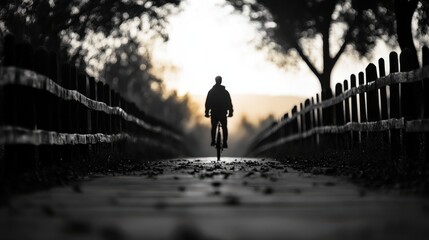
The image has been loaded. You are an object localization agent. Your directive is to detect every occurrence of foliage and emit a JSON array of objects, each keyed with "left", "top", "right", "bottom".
[
  {"left": 0, "top": 0, "right": 198, "bottom": 152},
  {"left": 0, "top": 0, "right": 181, "bottom": 60},
  {"left": 224, "top": 0, "right": 407, "bottom": 91},
  {"left": 413, "top": 0, "right": 429, "bottom": 36},
  {"left": 102, "top": 36, "right": 193, "bottom": 130}
]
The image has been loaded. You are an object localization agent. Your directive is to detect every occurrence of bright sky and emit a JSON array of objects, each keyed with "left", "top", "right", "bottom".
[
  {"left": 153, "top": 0, "right": 322, "bottom": 97},
  {"left": 152, "top": 0, "right": 400, "bottom": 99},
  {"left": 151, "top": 0, "right": 402, "bottom": 125}
]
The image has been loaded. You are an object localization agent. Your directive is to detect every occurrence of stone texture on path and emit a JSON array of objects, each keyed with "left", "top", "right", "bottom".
[{"left": 1, "top": 157, "right": 429, "bottom": 240}]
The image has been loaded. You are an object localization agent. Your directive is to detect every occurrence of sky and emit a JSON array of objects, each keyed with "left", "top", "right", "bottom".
[
  {"left": 152, "top": 0, "right": 320, "bottom": 97},
  {"left": 150, "top": 0, "right": 399, "bottom": 125},
  {"left": 153, "top": 0, "right": 398, "bottom": 96}
]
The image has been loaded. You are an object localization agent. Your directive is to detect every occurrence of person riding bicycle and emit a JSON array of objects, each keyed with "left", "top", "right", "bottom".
[{"left": 205, "top": 75, "right": 233, "bottom": 148}]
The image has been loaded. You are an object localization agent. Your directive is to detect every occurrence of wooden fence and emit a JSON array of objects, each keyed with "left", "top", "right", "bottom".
[
  {"left": 249, "top": 47, "right": 429, "bottom": 177},
  {"left": 0, "top": 35, "right": 185, "bottom": 186}
]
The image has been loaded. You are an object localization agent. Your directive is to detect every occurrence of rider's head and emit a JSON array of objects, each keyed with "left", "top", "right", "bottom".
[{"left": 215, "top": 76, "right": 222, "bottom": 85}]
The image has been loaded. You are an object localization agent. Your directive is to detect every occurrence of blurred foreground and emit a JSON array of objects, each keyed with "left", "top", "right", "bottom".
[{"left": 1, "top": 158, "right": 429, "bottom": 240}]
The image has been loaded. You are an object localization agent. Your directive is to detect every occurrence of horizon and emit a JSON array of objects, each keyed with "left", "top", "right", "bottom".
[{"left": 150, "top": 0, "right": 403, "bottom": 125}]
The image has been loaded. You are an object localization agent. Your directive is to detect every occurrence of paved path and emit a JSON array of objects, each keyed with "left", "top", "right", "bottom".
[{"left": 1, "top": 157, "right": 429, "bottom": 240}]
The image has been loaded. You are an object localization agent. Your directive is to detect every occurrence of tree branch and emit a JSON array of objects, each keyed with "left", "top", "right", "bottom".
[
  {"left": 332, "top": 40, "right": 348, "bottom": 67},
  {"left": 292, "top": 41, "right": 321, "bottom": 79},
  {"left": 409, "top": 0, "right": 419, "bottom": 15},
  {"left": 332, "top": 30, "right": 353, "bottom": 66},
  {"left": 332, "top": 12, "right": 361, "bottom": 67}
]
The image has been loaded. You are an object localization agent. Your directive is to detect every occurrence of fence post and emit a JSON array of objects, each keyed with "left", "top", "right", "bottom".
[
  {"left": 61, "top": 63, "right": 71, "bottom": 133},
  {"left": 343, "top": 80, "right": 351, "bottom": 149},
  {"left": 358, "top": 72, "right": 367, "bottom": 146},
  {"left": 401, "top": 49, "right": 422, "bottom": 119},
  {"left": 16, "top": 41, "right": 39, "bottom": 179},
  {"left": 335, "top": 83, "right": 344, "bottom": 150},
  {"left": 389, "top": 51, "right": 401, "bottom": 167},
  {"left": 350, "top": 74, "right": 358, "bottom": 148},
  {"left": 34, "top": 47, "right": 52, "bottom": 177},
  {"left": 423, "top": 46, "right": 429, "bottom": 118},
  {"left": 15, "top": 41, "right": 36, "bottom": 129},
  {"left": 305, "top": 99, "right": 311, "bottom": 130},
  {"left": 366, "top": 63, "right": 383, "bottom": 161},
  {"left": 310, "top": 97, "right": 316, "bottom": 150},
  {"left": 378, "top": 58, "right": 390, "bottom": 147},
  {"left": 34, "top": 47, "right": 50, "bottom": 130},
  {"left": 4, "top": 35, "right": 15, "bottom": 66},
  {"left": 281, "top": 113, "right": 289, "bottom": 140},
  {"left": 96, "top": 81, "right": 106, "bottom": 161},
  {"left": 88, "top": 77, "right": 96, "bottom": 159},
  {"left": 97, "top": 82, "right": 105, "bottom": 134},
  {"left": 77, "top": 73, "right": 89, "bottom": 163},
  {"left": 400, "top": 49, "right": 422, "bottom": 177},
  {"left": 291, "top": 105, "right": 298, "bottom": 155},
  {"left": 366, "top": 64, "right": 380, "bottom": 122},
  {"left": 122, "top": 98, "right": 128, "bottom": 135},
  {"left": 89, "top": 77, "right": 97, "bottom": 134},
  {"left": 321, "top": 90, "right": 332, "bottom": 150},
  {"left": 60, "top": 63, "right": 75, "bottom": 170},
  {"left": 47, "top": 51, "right": 62, "bottom": 175},
  {"left": 315, "top": 93, "right": 321, "bottom": 148},
  {"left": 49, "top": 51, "right": 61, "bottom": 135},
  {"left": 70, "top": 66, "right": 79, "bottom": 134},
  {"left": 422, "top": 46, "right": 429, "bottom": 178},
  {"left": 118, "top": 95, "right": 123, "bottom": 134},
  {"left": 111, "top": 90, "right": 118, "bottom": 134},
  {"left": 299, "top": 102, "right": 305, "bottom": 152},
  {"left": 2, "top": 36, "right": 16, "bottom": 127},
  {"left": 77, "top": 73, "right": 88, "bottom": 134},
  {"left": 0, "top": 35, "right": 16, "bottom": 194},
  {"left": 378, "top": 58, "right": 388, "bottom": 120},
  {"left": 104, "top": 84, "right": 112, "bottom": 135},
  {"left": 343, "top": 80, "right": 350, "bottom": 123},
  {"left": 111, "top": 90, "right": 119, "bottom": 157},
  {"left": 304, "top": 99, "right": 311, "bottom": 151}
]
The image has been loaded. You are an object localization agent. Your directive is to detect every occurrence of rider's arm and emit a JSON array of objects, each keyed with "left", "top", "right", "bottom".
[
  {"left": 226, "top": 91, "right": 233, "bottom": 117},
  {"left": 205, "top": 91, "right": 212, "bottom": 117}
]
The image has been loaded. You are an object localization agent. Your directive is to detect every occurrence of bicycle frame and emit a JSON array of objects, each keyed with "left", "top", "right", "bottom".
[{"left": 215, "top": 121, "right": 223, "bottom": 160}]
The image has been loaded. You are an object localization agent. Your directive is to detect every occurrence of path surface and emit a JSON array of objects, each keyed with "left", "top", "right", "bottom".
[{"left": 1, "top": 157, "right": 429, "bottom": 240}]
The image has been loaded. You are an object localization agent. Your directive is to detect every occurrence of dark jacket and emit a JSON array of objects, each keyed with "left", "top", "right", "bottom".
[{"left": 205, "top": 84, "right": 233, "bottom": 115}]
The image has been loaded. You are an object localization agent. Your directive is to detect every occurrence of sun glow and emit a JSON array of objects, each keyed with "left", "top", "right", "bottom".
[
  {"left": 152, "top": 0, "right": 320, "bottom": 98},
  {"left": 151, "top": 0, "right": 400, "bottom": 126}
]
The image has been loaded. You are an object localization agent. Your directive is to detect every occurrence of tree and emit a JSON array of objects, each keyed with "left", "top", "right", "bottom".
[
  {"left": 395, "top": 0, "right": 429, "bottom": 67},
  {"left": 225, "top": 0, "right": 397, "bottom": 92},
  {"left": 0, "top": 0, "right": 181, "bottom": 61},
  {"left": 102, "top": 36, "right": 193, "bottom": 130}
]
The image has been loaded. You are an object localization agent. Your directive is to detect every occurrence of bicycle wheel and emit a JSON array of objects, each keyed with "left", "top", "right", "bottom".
[{"left": 216, "top": 131, "right": 221, "bottom": 160}]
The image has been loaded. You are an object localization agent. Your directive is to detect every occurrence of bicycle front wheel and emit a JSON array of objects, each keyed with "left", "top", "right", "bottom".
[{"left": 216, "top": 131, "right": 221, "bottom": 160}]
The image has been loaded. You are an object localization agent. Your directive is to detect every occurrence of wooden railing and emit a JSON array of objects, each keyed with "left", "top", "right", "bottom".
[
  {"left": 0, "top": 35, "right": 185, "bottom": 185},
  {"left": 249, "top": 47, "right": 429, "bottom": 171}
]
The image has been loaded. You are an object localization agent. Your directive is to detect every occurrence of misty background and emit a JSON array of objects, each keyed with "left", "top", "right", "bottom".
[{"left": 0, "top": 0, "right": 428, "bottom": 156}]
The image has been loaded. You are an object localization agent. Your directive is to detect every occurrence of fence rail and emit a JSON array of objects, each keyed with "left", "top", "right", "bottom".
[
  {"left": 0, "top": 66, "right": 181, "bottom": 141},
  {"left": 0, "top": 35, "right": 185, "bottom": 187},
  {"left": 249, "top": 47, "right": 429, "bottom": 175}
]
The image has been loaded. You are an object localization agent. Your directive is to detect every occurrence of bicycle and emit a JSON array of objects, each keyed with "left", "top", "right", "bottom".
[{"left": 215, "top": 121, "right": 223, "bottom": 161}]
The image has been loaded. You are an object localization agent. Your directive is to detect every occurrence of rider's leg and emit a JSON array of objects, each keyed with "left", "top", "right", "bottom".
[
  {"left": 220, "top": 116, "right": 228, "bottom": 146},
  {"left": 210, "top": 116, "right": 216, "bottom": 145}
]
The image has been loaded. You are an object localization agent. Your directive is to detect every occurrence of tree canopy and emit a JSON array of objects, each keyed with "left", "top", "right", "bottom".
[
  {"left": 0, "top": 0, "right": 181, "bottom": 61},
  {"left": 102, "top": 35, "right": 193, "bottom": 129},
  {"left": 225, "top": 0, "right": 428, "bottom": 92},
  {"left": 0, "top": 0, "right": 195, "bottom": 131},
  {"left": 395, "top": 0, "right": 429, "bottom": 67}
]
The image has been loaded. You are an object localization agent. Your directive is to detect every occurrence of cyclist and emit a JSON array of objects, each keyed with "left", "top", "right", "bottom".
[{"left": 205, "top": 75, "right": 233, "bottom": 148}]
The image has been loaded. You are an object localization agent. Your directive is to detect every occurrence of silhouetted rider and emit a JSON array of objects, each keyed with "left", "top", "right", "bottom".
[{"left": 205, "top": 76, "right": 233, "bottom": 148}]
